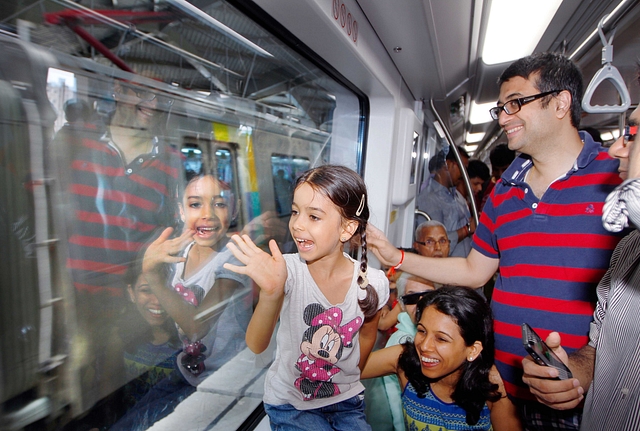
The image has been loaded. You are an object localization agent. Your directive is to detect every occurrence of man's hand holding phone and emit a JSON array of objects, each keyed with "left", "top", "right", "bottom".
[{"left": 521, "top": 329, "right": 585, "bottom": 410}]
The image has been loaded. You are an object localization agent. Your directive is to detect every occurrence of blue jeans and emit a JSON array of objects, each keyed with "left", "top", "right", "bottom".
[{"left": 264, "top": 393, "right": 371, "bottom": 431}]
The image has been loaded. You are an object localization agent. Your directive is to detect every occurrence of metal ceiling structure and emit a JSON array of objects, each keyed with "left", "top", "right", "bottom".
[
  {"left": 2, "top": 0, "right": 341, "bottom": 129},
  {"left": 3, "top": 0, "right": 640, "bottom": 154},
  {"left": 356, "top": 0, "right": 640, "bottom": 156}
]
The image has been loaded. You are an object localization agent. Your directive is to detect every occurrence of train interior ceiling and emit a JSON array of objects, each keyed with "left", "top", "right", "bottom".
[{"left": 1, "top": 0, "right": 640, "bottom": 430}]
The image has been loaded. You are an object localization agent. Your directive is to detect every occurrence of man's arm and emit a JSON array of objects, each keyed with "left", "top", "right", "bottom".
[
  {"left": 367, "top": 224, "right": 498, "bottom": 288},
  {"left": 522, "top": 332, "right": 595, "bottom": 410}
]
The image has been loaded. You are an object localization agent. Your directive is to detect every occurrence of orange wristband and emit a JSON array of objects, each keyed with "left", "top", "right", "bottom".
[{"left": 387, "top": 249, "right": 404, "bottom": 277}]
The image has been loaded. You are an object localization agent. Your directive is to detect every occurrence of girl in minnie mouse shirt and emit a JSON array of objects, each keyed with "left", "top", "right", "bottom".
[
  {"left": 225, "top": 165, "right": 389, "bottom": 430},
  {"left": 142, "top": 174, "right": 251, "bottom": 385}
]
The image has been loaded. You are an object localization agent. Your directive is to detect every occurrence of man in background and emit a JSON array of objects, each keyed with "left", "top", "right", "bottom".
[
  {"left": 480, "top": 143, "right": 516, "bottom": 210},
  {"left": 457, "top": 159, "right": 490, "bottom": 212},
  {"left": 413, "top": 220, "right": 450, "bottom": 259},
  {"left": 416, "top": 146, "right": 475, "bottom": 257}
]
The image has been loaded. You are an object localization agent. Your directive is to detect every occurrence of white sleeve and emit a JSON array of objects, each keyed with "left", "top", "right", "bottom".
[{"left": 602, "top": 178, "right": 640, "bottom": 232}]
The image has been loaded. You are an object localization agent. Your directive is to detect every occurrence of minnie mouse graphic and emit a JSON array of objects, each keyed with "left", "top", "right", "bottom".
[
  {"left": 295, "top": 303, "right": 362, "bottom": 400},
  {"left": 174, "top": 283, "right": 207, "bottom": 375}
]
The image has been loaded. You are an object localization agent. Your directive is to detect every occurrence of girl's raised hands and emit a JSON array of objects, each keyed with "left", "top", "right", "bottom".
[
  {"left": 224, "top": 234, "right": 287, "bottom": 296},
  {"left": 143, "top": 227, "right": 194, "bottom": 274}
]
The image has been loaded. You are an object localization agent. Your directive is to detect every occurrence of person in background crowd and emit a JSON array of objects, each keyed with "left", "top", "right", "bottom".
[
  {"left": 379, "top": 221, "right": 451, "bottom": 333},
  {"left": 522, "top": 78, "right": 640, "bottom": 431},
  {"left": 367, "top": 52, "right": 623, "bottom": 430},
  {"left": 413, "top": 220, "right": 451, "bottom": 260},
  {"left": 457, "top": 159, "right": 490, "bottom": 212},
  {"left": 416, "top": 146, "right": 474, "bottom": 257},
  {"left": 480, "top": 143, "right": 516, "bottom": 210}
]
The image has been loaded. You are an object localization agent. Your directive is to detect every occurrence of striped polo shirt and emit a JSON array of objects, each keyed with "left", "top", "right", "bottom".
[
  {"left": 61, "top": 128, "right": 182, "bottom": 301},
  {"left": 472, "top": 133, "right": 623, "bottom": 400}
]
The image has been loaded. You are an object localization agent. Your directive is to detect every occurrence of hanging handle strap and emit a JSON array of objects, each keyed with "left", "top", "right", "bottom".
[{"left": 582, "top": 15, "right": 630, "bottom": 114}]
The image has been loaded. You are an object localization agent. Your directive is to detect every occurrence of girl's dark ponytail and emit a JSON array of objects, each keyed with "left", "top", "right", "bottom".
[{"left": 357, "top": 225, "right": 379, "bottom": 319}]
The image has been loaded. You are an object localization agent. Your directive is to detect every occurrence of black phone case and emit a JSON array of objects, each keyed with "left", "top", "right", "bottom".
[{"left": 521, "top": 323, "right": 573, "bottom": 380}]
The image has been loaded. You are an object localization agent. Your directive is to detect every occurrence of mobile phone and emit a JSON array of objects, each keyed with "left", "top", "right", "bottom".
[{"left": 521, "top": 323, "right": 573, "bottom": 380}]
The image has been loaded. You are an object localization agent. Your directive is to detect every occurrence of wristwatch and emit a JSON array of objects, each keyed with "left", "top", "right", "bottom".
[{"left": 466, "top": 223, "right": 472, "bottom": 235}]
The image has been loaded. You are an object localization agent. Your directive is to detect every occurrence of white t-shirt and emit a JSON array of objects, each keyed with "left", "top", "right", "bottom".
[
  {"left": 264, "top": 253, "right": 389, "bottom": 410},
  {"left": 171, "top": 242, "right": 252, "bottom": 386}
]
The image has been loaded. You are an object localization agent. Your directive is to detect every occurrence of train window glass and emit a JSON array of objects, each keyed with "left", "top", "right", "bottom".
[
  {"left": 47, "top": 68, "right": 78, "bottom": 132},
  {"left": 183, "top": 145, "right": 204, "bottom": 177},
  {"left": 410, "top": 131, "right": 420, "bottom": 185},
  {"left": 270, "top": 154, "right": 311, "bottom": 216},
  {"left": 215, "top": 148, "right": 235, "bottom": 189},
  {"left": 4, "top": 1, "right": 365, "bottom": 430}
]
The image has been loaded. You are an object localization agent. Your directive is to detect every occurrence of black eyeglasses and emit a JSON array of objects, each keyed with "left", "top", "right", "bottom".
[
  {"left": 623, "top": 125, "right": 637, "bottom": 148},
  {"left": 489, "top": 90, "right": 562, "bottom": 120},
  {"left": 415, "top": 238, "right": 450, "bottom": 247},
  {"left": 401, "top": 291, "right": 430, "bottom": 305}
]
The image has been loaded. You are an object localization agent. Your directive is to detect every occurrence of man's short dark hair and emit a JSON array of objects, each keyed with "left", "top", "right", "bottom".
[
  {"left": 498, "top": 52, "right": 583, "bottom": 129},
  {"left": 467, "top": 160, "right": 490, "bottom": 181},
  {"left": 431, "top": 146, "right": 469, "bottom": 172},
  {"left": 489, "top": 143, "right": 515, "bottom": 169}
]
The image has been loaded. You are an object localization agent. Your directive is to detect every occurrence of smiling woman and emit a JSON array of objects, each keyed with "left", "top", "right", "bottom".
[
  {"left": 104, "top": 265, "right": 182, "bottom": 417},
  {"left": 361, "top": 286, "right": 522, "bottom": 431}
]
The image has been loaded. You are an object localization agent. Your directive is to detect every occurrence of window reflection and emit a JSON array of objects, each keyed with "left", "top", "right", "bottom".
[
  {"left": 1, "top": 0, "right": 365, "bottom": 429},
  {"left": 271, "top": 154, "right": 310, "bottom": 216}
]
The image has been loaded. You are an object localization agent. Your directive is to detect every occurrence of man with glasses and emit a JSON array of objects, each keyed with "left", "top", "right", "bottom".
[
  {"left": 368, "top": 52, "right": 623, "bottom": 430},
  {"left": 413, "top": 220, "right": 450, "bottom": 259},
  {"left": 522, "top": 82, "right": 640, "bottom": 431}
]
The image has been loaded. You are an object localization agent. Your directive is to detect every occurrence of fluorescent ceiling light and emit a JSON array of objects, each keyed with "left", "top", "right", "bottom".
[
  {"left": 466, "top": 132, "right": 486, "bottom": 143},
  {"left": 482, "top": 0, "right": 563, "bottom": 65},
  {"left": 464, "top": 144, "right": 479, "bottom": 154},
  {"left": 469, "top": 100, "right": 495, "bottom": 125}
]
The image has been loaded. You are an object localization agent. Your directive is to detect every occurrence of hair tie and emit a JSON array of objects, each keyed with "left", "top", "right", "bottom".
[
  {"left": 355, "top": 194, "right": 366, "bottom": 217},
  {"left": 358, "top": 268, "right": 369, "bottom": 289}
]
